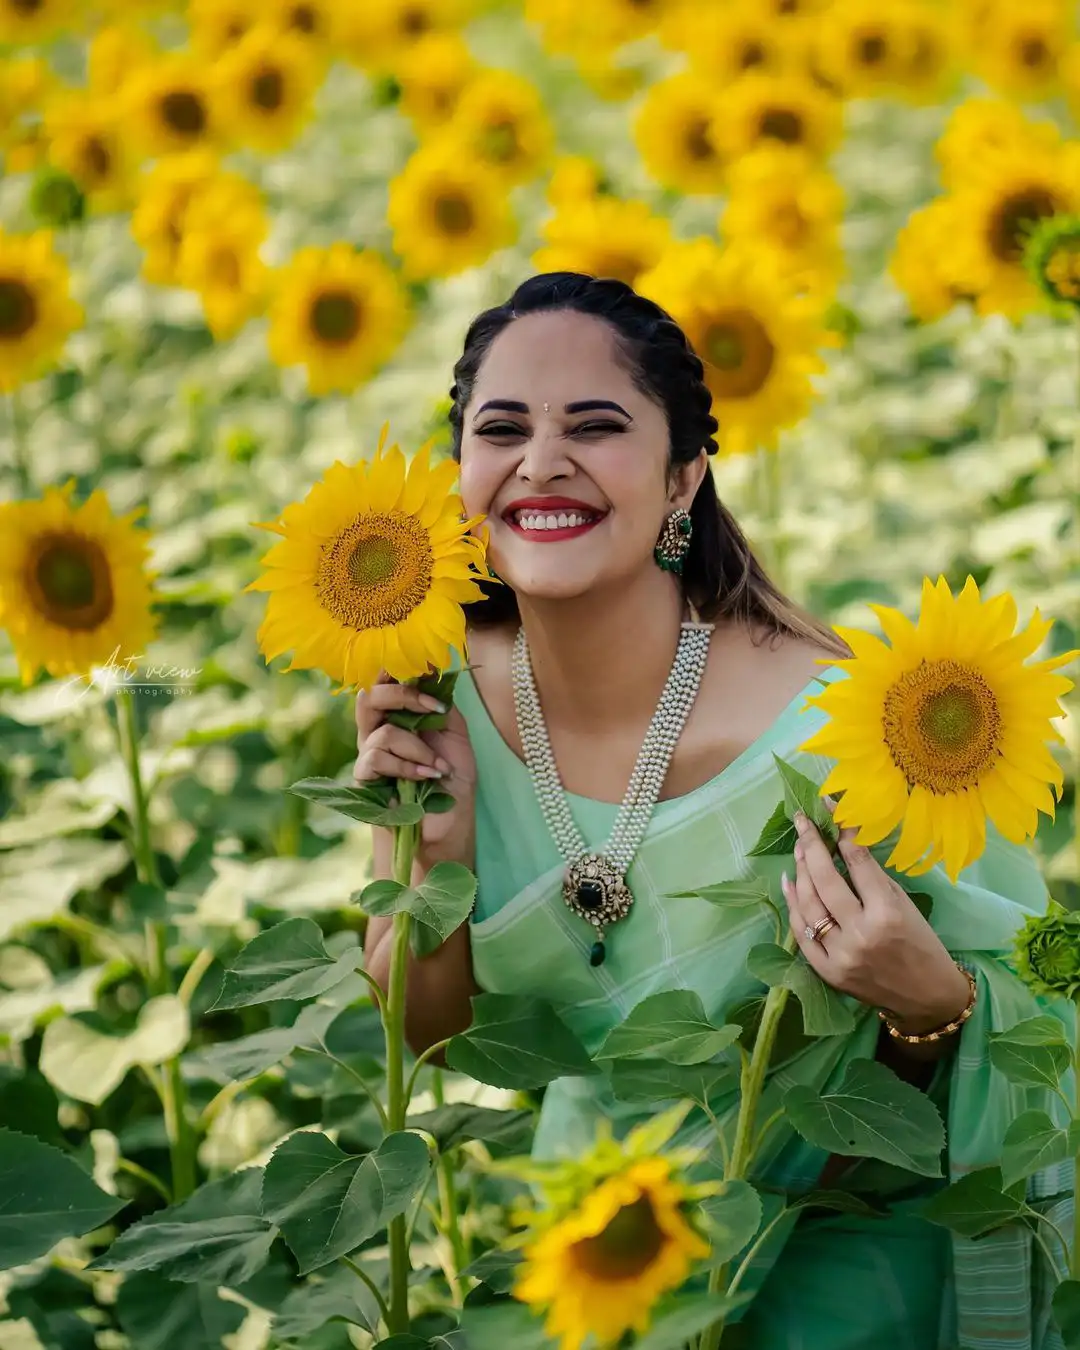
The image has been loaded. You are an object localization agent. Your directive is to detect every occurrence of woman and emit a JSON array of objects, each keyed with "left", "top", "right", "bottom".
[{"left": 359, "top": 273, "right": 1069, "bottom": 1348}]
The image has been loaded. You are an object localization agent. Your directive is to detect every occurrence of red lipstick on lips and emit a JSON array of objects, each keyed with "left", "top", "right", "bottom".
[{"left": 502, "top": 496, "right": 606, "bottom": 543}]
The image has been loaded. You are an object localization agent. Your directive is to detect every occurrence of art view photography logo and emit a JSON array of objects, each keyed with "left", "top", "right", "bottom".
[{"left": 58, "top": 646, "right": 202, "bottom": 705}]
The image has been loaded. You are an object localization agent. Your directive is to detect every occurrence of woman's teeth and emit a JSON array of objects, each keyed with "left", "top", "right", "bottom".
[{"left": 514, "top": 511, "right": 593, "bottom": 531}]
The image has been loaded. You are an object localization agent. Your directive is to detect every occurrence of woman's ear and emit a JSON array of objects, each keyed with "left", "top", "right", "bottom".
[{"left": 668, "top": 451, "right": 709, "bottom": 509}]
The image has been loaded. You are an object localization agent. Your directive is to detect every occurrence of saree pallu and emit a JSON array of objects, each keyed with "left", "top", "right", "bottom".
[{"left": 456, "top": 666, "right": 1074, "bottom": 1349}]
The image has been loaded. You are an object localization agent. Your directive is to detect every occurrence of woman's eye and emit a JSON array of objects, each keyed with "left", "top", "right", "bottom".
[
  {"left": 572, "top": 421, "right": 623, "bottom": 435},
  {"left": 477, "top": 423, "right": 525, "bottom": 437}
]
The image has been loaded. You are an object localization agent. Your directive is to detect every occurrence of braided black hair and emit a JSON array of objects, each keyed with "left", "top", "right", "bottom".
[{"left": 449, "top": 271, "right": 845, "bottom": 652}]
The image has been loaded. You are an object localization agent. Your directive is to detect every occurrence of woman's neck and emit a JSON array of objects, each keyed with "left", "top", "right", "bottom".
[{"left": 516, "top": 570, "right": 689, "bottom": 735}]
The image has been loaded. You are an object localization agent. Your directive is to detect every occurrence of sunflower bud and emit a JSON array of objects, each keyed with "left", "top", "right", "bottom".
[
  {"left": 1013, "top": 902, "right": 1080, "bottom": 1000},
  {"left": 1025, "top": 215, "right": 1080, "bottom": 309},
  {"left": 29, "top": 169, "right": 86, "bottom": 229}
]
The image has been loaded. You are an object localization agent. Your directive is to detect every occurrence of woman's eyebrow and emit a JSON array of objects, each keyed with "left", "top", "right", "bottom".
[
  {"left": 472, "top": 399, "right": 632, "bottom": 417},
  {"left": 474, "top": 399, "right": 529, "bottom": 416}
]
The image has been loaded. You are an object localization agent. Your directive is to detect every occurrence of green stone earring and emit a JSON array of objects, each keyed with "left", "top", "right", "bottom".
[{"left": 654, "top": 508, "right": 692, "bottom": 575}]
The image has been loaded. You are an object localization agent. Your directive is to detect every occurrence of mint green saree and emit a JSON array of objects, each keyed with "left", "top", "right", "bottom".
[{"left": 455, "top": 664, "right": 1073, "bottom": 1349}]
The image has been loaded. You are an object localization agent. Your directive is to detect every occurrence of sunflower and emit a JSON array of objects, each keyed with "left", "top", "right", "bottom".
[
  {"left": 177, "top": 185, "right": 269, "bottom": 340},
  {"left": 187, "top": 0, "right": 261, "bottom": 56},
  {"left": 969, "top": 0, "right": 1071, "bottom": 102},
  {"left": 247, "top": 428, "right": 488, "bottom": 693},
  {"left": 267, "top": 0, "right": 343, "bottom": 46},
  {"left": 397, "top": 31, "right": 477, "bottom": 130},
  {"left": 514, "top": 1156, "right": 710, "bottom": 1350},
  {"left": 634, "top": 72, "right": 726, "bottom": 195},
  {"left": 890, "top": 198, "right": 968, "bottom": 322},
  {"left": 637, "top": 238, "right": 828, "bottom": 456},
  {"left": 131, "top": 152, "right": 233, "bottom": 286},
  {"left": 44, "top": 91, "right": 136, "bottom": 215},
  {"left": 0, "top": 228, "right": 82, "bottom": 394},
  {"left": 1025, "top": 213, "right": 1080, "bottom": 308},
  {"left": 0, "top": 0, "right": 79, "bottom": 42},
  {"left": 663, "top": 6, "right": 791, "bottom": 80},
  {"left": 87, "top": 23, "right": 157, "bottom": 95},
  {"left": 444, "top": 69, "right": 553, "bottom": 188},
  {"left": 547, "top": 154, "right": 603, "bottom": 208},
  {"left": 813, "top": 0, "right": 914, "bottom": 98},
  {"left": 714, "top": 70, "right": 843, "bottom": 164},
  {"left": 339, "top": 0, "right": 467, "bottom": 73},
  {"left": 935, "top": 99, "right": 1061, "bottom": 192},
  {"left": 890, "top": 1, "right": 961, "bottom": 104},
  {"left": 0, "top": 57, "right": 59, "bottom": 176},
  {"left": 122, "top": 53, "right": 220, "bottom": 158},
  {"left": 268, "top": 243, "right": 411, "bottom": 396},
  {"left": 801, "top": 576, "right": 1078, "bottom": 882},
  {"left": 0, "top": 481, "right": 157, "bottom": 687},
  {"left": 947, "top": 141, "right": 1080, "bottom": 318},
  {"left": 534, "top": 195, "right": 672, "bottom": 288},
  {"left": 387, "top": 142, "right": 514, "bottom": 280},
  {"left": 214, "top": 25, "right": 322, "bottom": 154},
  {"left": 721, "top": 146, "right": 844, "bottom": 291}
]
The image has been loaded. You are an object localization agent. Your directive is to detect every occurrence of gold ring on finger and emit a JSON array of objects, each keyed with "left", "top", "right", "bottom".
[{"left": 806, "top": 915, "right": 839, "bottom": 944}]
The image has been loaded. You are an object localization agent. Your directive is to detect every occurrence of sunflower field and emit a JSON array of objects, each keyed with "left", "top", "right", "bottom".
[{"left": 2, "top": 0, "right": 1080, "bottom": 1347}]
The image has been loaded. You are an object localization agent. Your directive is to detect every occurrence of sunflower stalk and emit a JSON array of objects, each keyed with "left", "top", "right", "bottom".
[
  {"left": 115, "top": 686, "right": 196, "bottom": 1201},
  {"left": 432, "top": 1067, "right": 471, "bottom": 1303},
  {"left": 385, "top": 779, "right": 420, "bottom": 1335},
  {"left": 700, "top": 928, "right": 797, "bottom": 1350}
]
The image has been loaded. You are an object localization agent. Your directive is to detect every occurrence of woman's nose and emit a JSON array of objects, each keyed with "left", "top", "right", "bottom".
[{"left": 517, "top": 428, "right": 573, "bottom": 482}]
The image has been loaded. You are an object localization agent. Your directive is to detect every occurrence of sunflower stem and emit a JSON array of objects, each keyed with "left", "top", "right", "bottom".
[
  {"left": 432, "top": 1067, "right": 471, "bottom": 1305},
  {"left": 115, "top": 686, "right": 196, "bottom": 1201},
  {"left": 385, "top": 781, "right": 420, "bottom": 1335},
  {"left": 700, "top": 928, "right": 797, "bottom": 1350},
  {"left": 7, "top": 389, "right": 31, "bottom": 496}
]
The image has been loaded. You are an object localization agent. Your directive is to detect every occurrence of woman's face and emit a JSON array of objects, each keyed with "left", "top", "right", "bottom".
[{"left": 458, "top": 309, "right": 705, "bottom": 604}]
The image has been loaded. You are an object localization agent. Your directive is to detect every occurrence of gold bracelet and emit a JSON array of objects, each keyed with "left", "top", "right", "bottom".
[{"left": 877, "top": 964, "right": 977, "bottom": 1044}]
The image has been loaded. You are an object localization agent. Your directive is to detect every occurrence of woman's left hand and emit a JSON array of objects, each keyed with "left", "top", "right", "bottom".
[{"left": 780, "top": 808, "right": 971, "bottom": 1035}]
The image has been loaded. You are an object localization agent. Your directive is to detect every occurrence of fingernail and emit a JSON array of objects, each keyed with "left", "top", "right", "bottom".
[
  {"left": 794, "top": 812, "right": 808, "bottom": 834},
  {"left": 418, "top": 766, "right": 444, "bottom": 778},
  {"left": 420, "top": 696, "right": 447, "bottom": 713},
  {"left": 435, "top": 758, "right": 452, "bottom": 775},
  {"left": 794, "top": 841, "right": 804, "bottom": 862},
  {"left": 780, "top": 871, "right": 791, "bottom": 897}
]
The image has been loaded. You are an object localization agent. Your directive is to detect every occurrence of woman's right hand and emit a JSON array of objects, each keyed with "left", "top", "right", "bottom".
[{"left": 354, "top": 676, "right": 477, "bottom": 871}]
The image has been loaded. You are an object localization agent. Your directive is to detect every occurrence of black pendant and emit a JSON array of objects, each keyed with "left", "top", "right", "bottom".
[
  {"left": 576, "top": 879, "right": 604, "bottom": 912},
  {"left": 589, "top": 940, "right": 606, "bottom": 967}
]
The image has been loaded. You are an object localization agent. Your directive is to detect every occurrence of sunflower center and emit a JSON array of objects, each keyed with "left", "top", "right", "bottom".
[
  {"left": 288, "top": 3, "right": 318, "bottom": 32},
  {"left": 29, "top": 534, "right": 115, "bottom": 632},
  {"left": 433, "top": 190, "right": 475, "bottom": 235},
  {"left": 399, "top": 5, "right": 429, "bottom": 36},
  {"left": 208, "top": 245, "right": 242, "bottom": 289},
  {"left": 480, "top": 119, "right": 520, "bottom": 163},
  {"left": 740, "top": 41, "right": 767, "bottom": 69},
  {"left": 989, "top": 187, "right": 1059, "bottom": 262},
  {"left": 882, "top": 659, "right": 1002, "bottom": 793},
  {"left": 13, "top": 0, "right": 43, "bottom": 12},
  {"left": 571, "top": 1196, "right": 667, "bottom": 1282},
  {"left": 318, "top": 511, "right": 435, "bottom": 631},
  {"left": 1019, "top": 35, "right": 1051, "bottom": 69},
  {"left": 161, "top": 90, "right": 208, "bottom": 136},
  {"left": 857, "top": 32, "right": 888, "bottom": 65},
  {"left": 81, "top": 135, "right": 112, "bottom": 181},
  {"left": 251, "top": 66, "right": 286, "bottom": 111},
  {"left": 684, "top": 117, "right": 716, "bottom": 162},
  {"left": 758, "top": 107, "right": 803, "bottom": 144},
  {"left": 771, "top": 200, "right": 808, "bottom": 246},
  {"left": 701, "top": 309, "right": 776, "bottom": 398},
  {"left": 310, "top": 290, "right": 362, "bottom": 344},
  {"left": 596, "top": 251, "right": 646, "bottom": 284},
  {"left": 0, "top": 278, "right": 38, "bottom": 339}
]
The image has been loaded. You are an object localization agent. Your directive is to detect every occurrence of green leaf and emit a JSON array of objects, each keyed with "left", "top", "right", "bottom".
[
  {"left": 608, "top": 1057, "right": 737, "bottom": 1105},
  {"left": 771, "top": 756, "right": 838, "bottom": 846},
  {"left": 407, "top": 1104, "right": 535, "bottom": 1158},
  {"left": 745, "top": 944, "right": 856, "bottom": 1037},
  {"left": 632, "top": 1293, "right": 750, "bottom": 1350},
  {"left": 359, "top": 862, "right": 477, "bottom": 950},
  {"left": 115, "top": 1273, "right": 246, "bottom": 1350},
  {"left": 1053, "top": 1279, "right": 1080, "bottom": 1349},
  {"left": 374, "top": 1338, "right": 432, "bottom": 1349},
  {"left": 668, "top": 878, "right": 774, "bottom": 908},
  {"left": 698, "top": 1181, "right": 763, "bottom": 1266},
  {"left": 594, "top": 990, "right": 742, "bottom": 1065},
  {"left": 39, "top": 995, "right": 190, "bottom": 1105},
  {"left": 783, "top": 1058, "right": 945, "bottom": 1177},
  {"left": 184, "top": 1004, "right": 337, "bottom": 1084},
  {"left": 1001, "top": 1110, "right": 1072, "bottom": 1190},
  {"left": 920, "top": 1166, "right": 1028, "bottom": 1238},
  {"left": 383, "top": 670, "right": 461, "bottom": 733},
  {"left": 989, "top": 1016, "right": 1071, "bottom": 1090},
  {"left": 271, "top": 1265, "right": 383, "bottom": 1341},
  {"left": 0, "top": 1128, "right": 125, "bottom": 1267},
  {"left": 748, "top": 799, "right": 799, "bottom": 857},
  {"left": 210, "top": 918, "right": 361, "bottom": 1010},
  {"left": 784, "top": 1189, "right": 887, "bottom": 1219},
  {"left": 458, "top": 1300, "right": 555, "bottom": 1350},
  {"left": 463, "top": 1247, "right": 523, "bottom": 1294},
  {"left": 261, "top": 1130, "right": 431, "bottom": 1274},
  {"left": 90, "top": 1169, "right": 275, "bottom": 1284},
  {"left": 445, "top": 995, "right": 596, "bottom": 1089},
  {"left": 289, "top": 777, "right": 425, "bottom": 826}
]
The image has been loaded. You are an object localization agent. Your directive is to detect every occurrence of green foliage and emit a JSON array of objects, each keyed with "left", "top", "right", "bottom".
[
  {"left": 745, "top": 943, "right": 857, "bottom": 1037},
  {"left": 920, "top": 1166, "right": 1029, "bottom": 1238},
  {"left": 210, "top": 917, "right": 363, "bottom": 1009},
  {"left": 988, "top": 1015, "right": 1072, "bottom": 1090},
  {"left": 445, "top": 994, "right": 597, "bottom": 1088},
  {"left": 359, "top": 861, "right": 477, "bottom": 956},
  {"left": 595, "top": 990, "right": 742, "bottom": 1065}
]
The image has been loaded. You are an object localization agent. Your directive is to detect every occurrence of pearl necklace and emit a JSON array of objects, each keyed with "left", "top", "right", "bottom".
[{"left": 511, "top": 613, "right": 714, "bottom": 967}]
